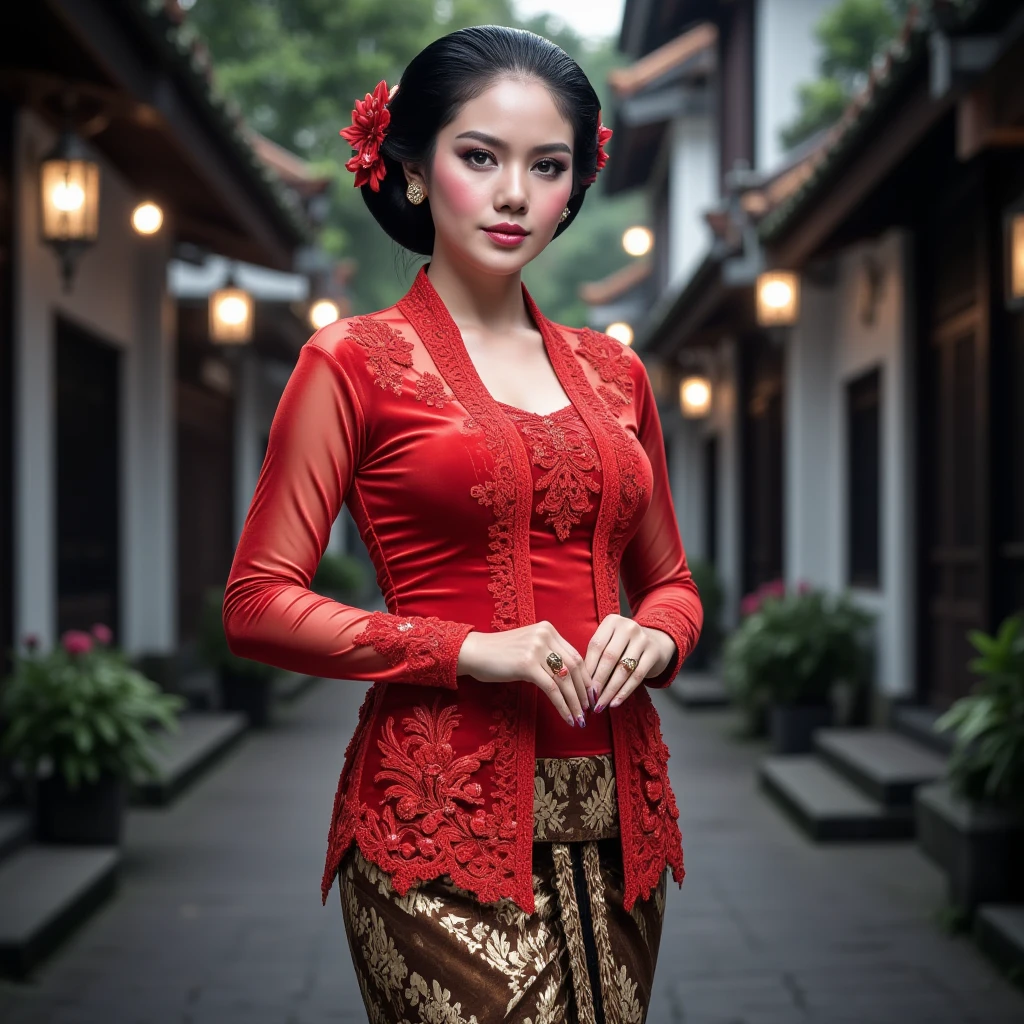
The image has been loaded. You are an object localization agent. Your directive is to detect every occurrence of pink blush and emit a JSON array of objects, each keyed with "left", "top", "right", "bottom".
[{"left": 432, "top": 158, "right": 487, "bottom": 217}]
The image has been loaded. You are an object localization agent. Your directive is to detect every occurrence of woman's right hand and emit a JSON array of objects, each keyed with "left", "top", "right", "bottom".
[{"left": 456, "top": 623, "right": 594, "bottom": 727}]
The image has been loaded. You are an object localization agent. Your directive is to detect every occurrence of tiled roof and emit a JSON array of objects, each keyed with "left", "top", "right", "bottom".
[
  {"left": 758, "top": 0, "right": 984, "bottom": 243},
  {"left": 607, "top": 23, "right": 717, "bottom": 98},
  {"left": 579, "top": 259, "right": 653, "bottom": 306},
  {"left": 248, "top": 131, "right": 331, "bottom": 197},
  {"left": 130, "top": 0, "right": 311, "bottom": 243}
]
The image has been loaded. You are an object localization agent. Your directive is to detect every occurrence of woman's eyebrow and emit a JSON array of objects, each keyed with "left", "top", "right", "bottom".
[{"left": 454, "top": 130, "right": 571, "bottom": 156}]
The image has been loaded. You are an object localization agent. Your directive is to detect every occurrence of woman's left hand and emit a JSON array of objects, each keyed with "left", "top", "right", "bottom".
[{"left": 585, "top": 615, "right": 677, "bottom": 712}]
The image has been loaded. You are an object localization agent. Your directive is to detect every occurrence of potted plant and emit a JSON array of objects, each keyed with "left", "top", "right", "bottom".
[
  {"left": 312, "top": 550, "right": 367, "bottom": 601},
  {"left": 722, "top": 581, "right": 874, "bottom": 752},
  {"left": 199, "top": 586, "right": 278, "bottom": 727},
  {"left": 915, "top": 613, "right": 1024, "bottom": 918},
  {"left": 0, "top": 625, "right": 184, "bottom": 844},
  {"left": 684, "top": 560, "right": 724, "bottom": 671}
]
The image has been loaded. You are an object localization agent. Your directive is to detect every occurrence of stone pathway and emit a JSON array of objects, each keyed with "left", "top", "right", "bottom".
[{"left": 0, "top": 681, "right": 1021, "bottom": 1023}]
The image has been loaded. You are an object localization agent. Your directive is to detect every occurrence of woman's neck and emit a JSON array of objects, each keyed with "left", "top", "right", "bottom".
[{"left": 423, "top": 249, "right": 531, "bottom": 335}]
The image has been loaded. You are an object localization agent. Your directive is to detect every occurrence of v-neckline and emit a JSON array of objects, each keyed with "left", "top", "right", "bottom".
[{"left": 401, "top": 263, "right": 575, "bottom": 421}]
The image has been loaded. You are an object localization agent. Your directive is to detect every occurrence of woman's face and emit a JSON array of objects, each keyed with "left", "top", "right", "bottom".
[{"left": 412, "top": 77, "right": 576, "bottom": 274}]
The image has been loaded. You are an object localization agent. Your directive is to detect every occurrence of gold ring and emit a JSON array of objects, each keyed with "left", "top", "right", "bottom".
[
  {"left": 546, "top": 651, "right": 564, "bottom": 673},
  {"left": 619, "top": 656, "right": 638, "bottom": 673}
]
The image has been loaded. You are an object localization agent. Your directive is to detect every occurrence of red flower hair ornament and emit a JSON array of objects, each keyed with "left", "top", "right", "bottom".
[
  {"left": 339, "top": 80, "right": 399, "bottom": 192},
  {"left": 340, "top": 83, "right": 611, "bottom": 192}
]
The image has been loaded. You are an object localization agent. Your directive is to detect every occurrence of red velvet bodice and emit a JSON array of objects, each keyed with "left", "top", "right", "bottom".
[{"left": 223, "top": 264, "right": 703, "bottom": 913}]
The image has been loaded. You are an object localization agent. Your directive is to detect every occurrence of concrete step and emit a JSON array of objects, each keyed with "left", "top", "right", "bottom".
[
  {"left": 759, "top": 755, "right": 915, "bottom": 841},
  {"left": 669, "top": 671, "right": 730, "bottom": 709},
  {"left": 0, "top": 809, "right": 32, "bottom": 860},
  {"left": 890, "top": 703, "right": 956, "bottom": 756},
  {"left": 0, "top": 844, "right": 120, "bottom": 978},
  {"left": 130, "top": 710, "right": 248, "bottom": 807},
  {"left": 814, "top": 728, "right": 947, "bottom": 807},
  {"left": 975, "top": 905, "right": 1024, "bottom": 981}
]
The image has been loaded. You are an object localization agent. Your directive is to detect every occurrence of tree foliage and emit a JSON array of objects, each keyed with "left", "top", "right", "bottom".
[
  {"left": 779, "top": 0, "right": 911, "bottom": 151},
  {"left": 187, "top": 0, "right": 642, "bottom": 324}
]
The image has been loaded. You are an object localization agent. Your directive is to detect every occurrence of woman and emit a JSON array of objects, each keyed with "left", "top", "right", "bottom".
[{"left": 223, "top": 24, "right": 702, "bottom": 1024}]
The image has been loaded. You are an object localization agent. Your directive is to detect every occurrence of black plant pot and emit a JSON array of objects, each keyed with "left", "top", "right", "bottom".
[
  {"left": 219, "top": 668, "right": 274, "bottom": 727},
  {"left": 915, "top": 781, "right": 1024, "bottom": 917},
  {"left": 770, "top": 702, "right": 833, "bottom": 754},
  {"left": 34, "top": 771, "right": 125, "bottom": 845}
]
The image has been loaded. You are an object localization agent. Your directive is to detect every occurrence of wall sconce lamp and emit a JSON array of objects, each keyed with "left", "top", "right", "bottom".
[
  {"left": 1006, "top": 210, "right": 1024, "bottom": 309},
  {"left": 40, "top": 128, "right": 100, "bottom": 293},
  {"left": 679, "top": 375, "right": 712, "bottom": 418},
  {"left": 210, "top": 267, "right": 254, "bottom": 344},
  {"left": 756, "top": 270, "right": 800, "bottom": 327}
]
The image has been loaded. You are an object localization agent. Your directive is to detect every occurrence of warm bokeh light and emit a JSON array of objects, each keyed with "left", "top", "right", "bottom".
[
  {"left": 40, "top": 154, "right": 99, "bottom": 243},
  {"left": 622, "top": 226, "right": 653, "bottom": 257},
  {"left": 1011, "top": 213, "right": 1024, "bottom": 303},
  {"left": 756, "top": 271, "right": 800, "bottom": 326},
  {"left": 131, "top": 201, "right": 164, "bottom": 235},
  {"left": 679, "top": 375, "right": 712, "bottom": 418},
  {"left": 52, "top": 181, "right": 85, "bottom": 212},
  {"left": 605, "top": 321, "right": 634, "bottom": 346},
  {"left": 209, "top": 286, "right": 254, "bottom": 343},
  {"left": 309, "top": 298, "right": 341, "bottom": 330}
]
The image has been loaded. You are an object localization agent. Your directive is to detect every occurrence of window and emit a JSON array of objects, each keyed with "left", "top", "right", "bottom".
[{"left": 847, "top": 367, "right": 881, "bottom": 587}]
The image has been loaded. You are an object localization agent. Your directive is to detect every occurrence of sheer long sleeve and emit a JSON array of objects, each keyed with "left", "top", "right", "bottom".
[
  {"left": 620, "top": 364, "right": 704, "bottom": 688},
  {"left": 222, "top": 336, "right": 475, "bottom": 688}
]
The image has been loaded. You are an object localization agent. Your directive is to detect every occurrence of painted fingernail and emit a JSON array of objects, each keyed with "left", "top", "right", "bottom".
[
  {"left": 566, "top": 714, "right": 575, "bottom": 727},
  {"left": 577, "top": 714, "right": 587, "bottom": 728},
  {"left": 595, "top": 703, "right": 605, "bottom": 714},
  {"left": 558, "top": 667, "right": 569, "bottom": 677}
]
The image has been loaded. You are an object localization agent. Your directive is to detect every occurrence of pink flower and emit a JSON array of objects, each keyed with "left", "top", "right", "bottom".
[
  {"left": 23, "top": 633, "right": 39, "bottom": 652},
  {"left": 740, "top": 593, "right": 762, "bottom": 617},
  {"left": 90, "top": 623, "right": 113, "bottom": 645},
  {"left": 760, "top": 579, "right": 786, "bottom": 600},
  {"left": 61, "top": 630, "right": 93, "bottom": 656},
  {"left": 339, "top": 79, "right": 392, "bottom": 192}
]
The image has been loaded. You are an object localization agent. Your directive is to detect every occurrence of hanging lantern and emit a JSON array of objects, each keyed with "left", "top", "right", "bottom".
[
  {"left": 756, "top": 271, "right": 800, "bottom": 327},
  {"left": 209, "top": 272, "right": 254, "bottom": 344},
  {"left": 679, "top": 375, "right": 712, "bottom": 418},
  {"left": 1007, "top": 211, "right": 1024, "bottom": 309},
  {"left": 40, "top": 129, "right": 100, "bottom": 292}
]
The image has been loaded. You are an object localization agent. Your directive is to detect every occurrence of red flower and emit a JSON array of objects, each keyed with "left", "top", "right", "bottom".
[
  {"left": 339, "top": 79, "right": 392, "bottom": 192},
  {"left": 582, "top": 111, "right": 613, "bottom": 186},
  {"left": 61, "top": 630, "right": 93, "bottom": 656},
  {"left": 90, "top": 623, "right": 113, "bottom": 645}
]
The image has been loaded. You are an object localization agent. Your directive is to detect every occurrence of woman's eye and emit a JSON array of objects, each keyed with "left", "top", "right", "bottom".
[
  {"left": 536, "top": 159, "right": 566, "bottom": 176},
  {"left": 465, "top": 150, "right": 493, "bottom": 167},
  {"left": 462, "top": 151, "right": 566, "bottom": 176}
]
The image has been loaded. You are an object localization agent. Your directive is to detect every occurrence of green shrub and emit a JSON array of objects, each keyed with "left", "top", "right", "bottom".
[
  {"left": 936, "top": 614, "right": 1024, "bottom": 815},
  {"left": 1, "top": 627, "right": 185, "bottom": 791},
  {"left": 312, "top": 550, "right": 367, "bottom": 599}
]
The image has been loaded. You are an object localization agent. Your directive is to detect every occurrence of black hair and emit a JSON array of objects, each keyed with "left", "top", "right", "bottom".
[{"left": 355, "top": 25, "right": 603, "bottom": 255}]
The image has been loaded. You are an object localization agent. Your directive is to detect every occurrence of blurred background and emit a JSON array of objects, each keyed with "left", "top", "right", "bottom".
[{"left": 0, "top": 0, "right": 1022, "bottom": 1021}]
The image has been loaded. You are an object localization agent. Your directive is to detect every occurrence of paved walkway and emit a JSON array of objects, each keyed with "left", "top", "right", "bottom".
[{"left": 0, "top": 680, "right": 1022, "bottom": 1023}]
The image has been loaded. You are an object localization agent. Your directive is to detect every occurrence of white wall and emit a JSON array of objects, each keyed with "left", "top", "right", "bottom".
[
  {"left": 666, "top": 116, "right": 717, "bottom": 291},
  {"left": 14, "top": 110, "right": 176, "bottom": 655},
  {"left": 755, "top": 0, "right": 841, "bottom": 172},
  {"left": 784, "top": 230, "right": 915, "bottom": 698}
]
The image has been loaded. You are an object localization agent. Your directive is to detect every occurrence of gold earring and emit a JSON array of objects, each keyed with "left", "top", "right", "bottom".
[
  {"left": 559, "top": 206, "right": 569, "bottom": 223},
  {"left": 406, "top": 181, "right": 426, "bottom": 205}
]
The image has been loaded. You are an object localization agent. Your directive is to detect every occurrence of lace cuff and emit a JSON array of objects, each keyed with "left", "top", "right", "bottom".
[
  {"left": 634, "top": 608, "right": 691, "bottom": 688},
  {"left": 353, "top": 611, "right": 475, "bottom": 688}
]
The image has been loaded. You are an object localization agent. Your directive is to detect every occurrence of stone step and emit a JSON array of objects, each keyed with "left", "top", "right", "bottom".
[
  {"left": 130, "top": 710, "right": 248, "bottom": 807},
  {"left": 0, "top": 844, "right": 120, "bottom": 978},
  {"left": 759, "top": 755, "right": 915, "bottom": 841},
  {"left": 975, "top": 905, "right": 1024, "bottom": 981},
  {"left": 669, "top": 671, "right": 730, "bottom": 709},
  {"left": 890, "top": 703, "right": 956, "bottom": 756},
  {"left": 0, "top": 809, "right": 32, "bottom": 860},
  {"left": 814, "top": 728, "right": 947, "bottom": 807}
]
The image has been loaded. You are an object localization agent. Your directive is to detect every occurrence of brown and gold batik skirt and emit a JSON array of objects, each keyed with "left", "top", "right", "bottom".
[{"left": 338, "top": 754, "right": 667, "bottom": 1023}]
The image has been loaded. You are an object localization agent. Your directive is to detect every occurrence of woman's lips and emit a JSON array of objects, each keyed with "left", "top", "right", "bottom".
[{"left": 482, "top": 227, "right": 528, "bottom": 247}]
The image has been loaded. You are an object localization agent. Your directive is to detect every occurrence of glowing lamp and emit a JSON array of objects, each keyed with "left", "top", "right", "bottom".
[
  {"left": 210, "top": 285, "right": 254, "bottom": 344},
  {"left": 605, "top": 322, "right": 633, "bottom": 346},
  {"left": 622, "top": 226, "right": 653, "bottom": 257},
  {"left": 679, "top": 375, "right": 712, "bottom": 418},
  {"left": 40, "top": 130, "right": 100, "bottom": 291},
  {"left": 756, "top": 271, "right": 800, "bottom": 327},
  {"left": 309, "top": 299, "right": 341, "bottom": 330},
  {"left": 1008, "top": 212, "right": 1024, "bottom": 308},
  {"left": 132, "top": 201, "right": 164, "bottom": 235}
]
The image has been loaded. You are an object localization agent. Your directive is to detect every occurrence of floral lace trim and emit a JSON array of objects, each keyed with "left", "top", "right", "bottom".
[
  {"left": 633, "top": 607, "right": 691, "bottom": 684},
  {"left": 352, "top": 611, "right": 473, "bottom": 689},
  {"left": 414, "top": 371, "right": 452, "bottom": 408},
  {"left": 577, "top": 328, "right": 634, "bottom": 408},
  {"left": 346, "top": 316, "right": 413, "bottom": 395},
  {"left": 501, "top": 406, "right": 601, "bottom": 542}
]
